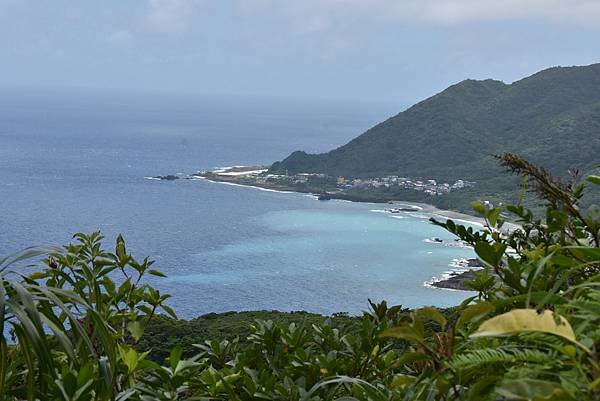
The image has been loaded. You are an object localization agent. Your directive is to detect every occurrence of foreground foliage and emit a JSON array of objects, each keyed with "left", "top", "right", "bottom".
[
  {"left": 138, "top": 311, "right": 358, "bottom": 363},
  {"left": 1, "top": 154, "right": 599, "bottom": 400}
]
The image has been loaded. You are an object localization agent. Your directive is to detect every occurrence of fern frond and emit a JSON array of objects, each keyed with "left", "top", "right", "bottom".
[{"left": 448, "top": 347, "right": 558, "bottom": 372}]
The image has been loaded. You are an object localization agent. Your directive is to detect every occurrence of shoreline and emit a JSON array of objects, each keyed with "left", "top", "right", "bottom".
[
  {"left": 155, "top": 166, "right": 500, "bottom": 294},
  {"left": 197, "top": 174, "right": 491, "bottom": 292},
  {"left": 424, "top": 258, "right": 484, "bottom": 291},
  {"left": 194, "top": 173, "right": 487, "bottom": 227}
]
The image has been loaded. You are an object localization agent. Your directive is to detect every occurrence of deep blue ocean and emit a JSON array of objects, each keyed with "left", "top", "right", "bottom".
[{"left": 0, "top": 88, "right": 474, "bottom": 318}]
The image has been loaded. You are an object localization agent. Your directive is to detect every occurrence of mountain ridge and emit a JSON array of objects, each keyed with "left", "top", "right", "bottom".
[{"left": 269, "top": 63, "right": 600, "bottom": 205}]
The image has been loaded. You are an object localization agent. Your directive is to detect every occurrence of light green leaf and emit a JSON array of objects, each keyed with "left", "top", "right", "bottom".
[
  {"left": 390, "top": 374, "right": 416, "bottom": 389},
  {"left": 170, "top": 345, "right": 183, "bottom": 370},
  {"left": 496, "top": 378, "right": 574, "bottom": 400},
  {"left": 586, "top": 175, "right": 600, "bottom": 185},
  {"left": 127, "top": 321, "right": 144, "bottom": 342},
  {"left": 470, "top": 201, "right": 487, "bottom": 215},
  {"left": 416, "top": 306, "right": 447, "bottom": 329},
  {"left": 472, "top": 309, "right": 588, "bottom": 352},
  {"left": 456, "top": 302, "right": 494, "bottom": 329},
  {"left": 119, "top": 346, "right": 139, "bottom": 372},
  {"left": 379, "top": 325, "right": 423, "bottom": 343},
  {"left": 487, "top": 208, "right": 502, "bottom": 227}
]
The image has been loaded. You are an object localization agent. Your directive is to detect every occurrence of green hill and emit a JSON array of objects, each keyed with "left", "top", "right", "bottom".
[{"left": 269, "top": 63, "right": 600, "bottom": 207}]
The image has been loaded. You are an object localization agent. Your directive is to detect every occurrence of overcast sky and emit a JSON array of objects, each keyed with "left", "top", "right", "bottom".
[{"left": 1, "top": 0, "right": 599, "bottom": 104}]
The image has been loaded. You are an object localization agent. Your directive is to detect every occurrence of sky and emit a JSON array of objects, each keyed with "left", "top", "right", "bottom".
[{"left": 1, "top": 0, "right": 600, "bottom": 105}]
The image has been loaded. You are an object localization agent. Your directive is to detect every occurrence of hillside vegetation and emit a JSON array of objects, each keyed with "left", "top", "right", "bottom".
[{"left": 270, "top": 64, "right": 600, "bottom": 204}]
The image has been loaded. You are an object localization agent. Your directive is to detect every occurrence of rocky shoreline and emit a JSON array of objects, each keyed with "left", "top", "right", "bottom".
[{"left": 428, "top": 258, "right": 485, "bottom": 291}]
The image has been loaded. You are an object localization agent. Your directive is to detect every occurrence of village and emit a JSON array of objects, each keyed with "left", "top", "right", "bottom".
[{"left": 251, "top": 171, "right": 475, "bottom": 196}]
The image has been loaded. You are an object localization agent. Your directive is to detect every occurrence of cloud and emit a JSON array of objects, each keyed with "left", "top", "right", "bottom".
[
  {"left": 143, "top": 0, "right": 201, "bottom": 35},
  {"left": 252, "top": 0, "right": 600, "bottom": 26},
  {"left": 384, "top": 0, "right": 600, "bottom": 24},
  {"left": 132, "top": 0, "right": 600, "bottom": 42},
  {"left": 108, "top": 30, "right": 133, "bottom": 43}
]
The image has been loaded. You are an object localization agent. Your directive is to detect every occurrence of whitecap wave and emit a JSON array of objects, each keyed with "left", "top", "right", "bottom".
[
  {"left": 431, "top": 213, "right": 484, "bottom": 227},
  {"left": 396, "top": 203, "right": 423, "bottom": 211},
  {"left": 406, "top": 212, "right": 430, "bottom": 219}
]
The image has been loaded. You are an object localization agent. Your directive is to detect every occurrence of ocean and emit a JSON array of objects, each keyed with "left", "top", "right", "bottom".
[{"left": 0, "top": 88, "right": 475, "bottom": 318}]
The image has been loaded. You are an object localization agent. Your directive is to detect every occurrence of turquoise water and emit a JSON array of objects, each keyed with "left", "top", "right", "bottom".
[
  {"left": 0, "top": 89, "right": 474, "bottom": 318},
  {"left": 168, "top": 191, "right": 475, "bottom": 315}
]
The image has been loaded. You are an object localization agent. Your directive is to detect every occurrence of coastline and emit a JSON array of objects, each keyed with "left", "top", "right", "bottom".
[
  {"left": 196, "top": 172, "right": 493, "bottom": 292},
  {"left": 193, "top": 171, "right": 487, "bottom": 227},
  {"left": 424, "top": 258, "right": 484, "bottom": 291},
  {"left": 195, "top": 170, "right": 522, "bottom": 232},
  {"left": 152, "top": 165, "right": 505, "bottom": 294}
]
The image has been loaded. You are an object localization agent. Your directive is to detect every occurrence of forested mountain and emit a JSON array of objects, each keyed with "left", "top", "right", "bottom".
[{"left": 270, "top": 64, "right": 600, "bottom": 199}]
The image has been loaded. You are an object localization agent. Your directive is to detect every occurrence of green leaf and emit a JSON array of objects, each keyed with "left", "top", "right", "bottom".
[
  {"left": 472, "top": 309, "right": 588, "bottom": 352},
  {"left": 127, "top": 321, "right": 144, "bottom": 342},
  {"left": 456, "top": 302, "right": 494, "bottom": 329},
  {"left": 394, "top": 352, "right": 428, "bottom": 366},
  {"left": 415, "top": 306, "right": 447, "bottom": 329},
  {"left": 119, "top": 346, "right": 139, "bottom": 372},
  {"left": 566, "top": 246, "right": 600, "bottom": 262},
  {"left": 379, "top": 325, "right": 423, "bottom": 343},
  {"left": 471, "top": 201, "right": 487, "bottom": 215},
  {"left": 116, "top": 235, "right": 127, "bottom": 259},
  {"left": 487, "top": 208, "right": 502, "bottom": 227},
  {"left": 474, "top": 242, "right": 505, "bottom": 267},
  {"left": 390, "top": 374, "right": 416, "bottom": 389},
  {"left": 148, "top": 269, "right": 166, "bottom": 277},
  {"left": 170, "top": 345, "right": 183, "bottom": 370},
  {"left": 77, "top": 363, "right": 94, "bottom": 387},
  {"left": 495, "top": 378, "right": 574, "bottom": 400},
  {"left": 586, "top": 175, "right": 600, "bottom": 185},
  {"left": 161, "top": 304, "right": 177, "bottom": 319},
  {"left": 28, "top": 271, "right": 49, "bottom": 280}
]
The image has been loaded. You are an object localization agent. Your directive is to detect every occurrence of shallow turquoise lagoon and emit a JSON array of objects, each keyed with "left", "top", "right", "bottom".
[{"left": 169, "top": 194, "right": 475, "bottom": 316}]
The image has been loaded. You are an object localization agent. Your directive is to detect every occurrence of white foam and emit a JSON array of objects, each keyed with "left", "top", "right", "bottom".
[
  {"left": 212, "top": 165, "right": 262, "bottom": 174},
  {"left": 203, "top": 179, "right": 298, "bottom": 194},
  {"left": 216, "top": 169, "right": 267, "bottom": 176},
  {"left": 423, "top": 280, "right": 470, "bottom": 292},
  {"left": 423, "top": 258, "right": 482, "bottom": 292},
  {"left": 396, "top": 203, "right": 423, "bottom": 211},
  {"left": 431, "top": 213, "right": 484, "bottom": 227},
  {"left": 444, "top": 240, "right": 473, "bottom": 249},
  {"left": 406, "top": 212, "right": 430, "bottom": 219},
  {"left": 144, "top": 176, "right": 162, "bottom": 180}
]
